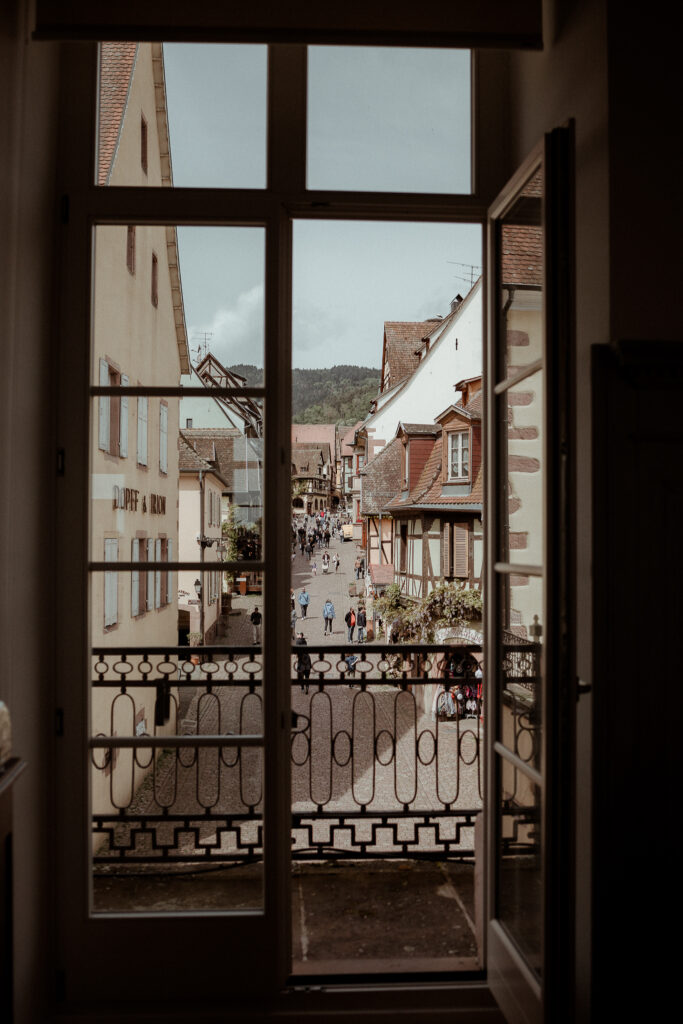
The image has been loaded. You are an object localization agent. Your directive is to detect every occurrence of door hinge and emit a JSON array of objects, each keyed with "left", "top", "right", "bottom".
[
  {"left": 57, "top": 447, "right": 65, "bottom": 476},
  {"left": 55, "top": 708, "right": 64, "bottom": 736}
]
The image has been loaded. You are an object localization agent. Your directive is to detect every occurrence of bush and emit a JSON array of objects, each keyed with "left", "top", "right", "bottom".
[{"left": 378, "top": 580, "right": 482, "bottom": 643}]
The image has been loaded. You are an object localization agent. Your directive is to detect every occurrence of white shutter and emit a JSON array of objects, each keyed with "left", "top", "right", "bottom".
[
  {"left": 99, "top": 359, "right": 110, "bottom": 452},
  {"left": 104, "top": 538, "right": 118, "bottom": 627},
  {"left": 120, "top": 373, "right": 129, "bottom": 458},
  {"left": 137, "top": 396, "right": 148, "bottom": 466},
  {"left": 155, "top": 538, "right": 161, "bottom": 608},
  {"left": 166, "top": 538, "right": 173, "bottom": 604},
  {"left": 146, "top": 538, "right": 154, "bottom": 610},
  {"left": 159, "top": 403, "right": 168, "bottom": 473},
  {"left": 131, "top": 538, "right": 139, "bottom": 617}
]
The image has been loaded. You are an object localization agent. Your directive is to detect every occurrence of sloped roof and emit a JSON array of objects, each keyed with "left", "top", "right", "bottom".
[
  {"left": 369, "top": 563, "right": 395, "bottom": 586},
  {"left": 399, "top": 422, "right": 440, "bottom": 436},
  {"left": 178, "top": 433, "right": 217, "bottom": 475},
  {"left": 360, "top": 438, "right": 402, "bottom": 515},
  {"left": 292, "top": 424, "right": 337, "bottom": 453},
  {"left": 97, "top": 42, "right": 137, "bottom": 186},
  {"left": 340, "top": 421, "right": 363, "bottom": 457},
  {"left": 180, "top": 428, "right": 259, "bottom": 490},
  {"left": 382, "top": 321, "right": 434, "bottom": 389},
  {"left": 501, "top": 224, "right": 543, "bottom": 287}
]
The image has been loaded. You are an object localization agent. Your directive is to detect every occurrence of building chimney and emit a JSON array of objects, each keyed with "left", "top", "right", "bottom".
[{"left": 450, "top": 293, "right": 464, "bottom": 313}]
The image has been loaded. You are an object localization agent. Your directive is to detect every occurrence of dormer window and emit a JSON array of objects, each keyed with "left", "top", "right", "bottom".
[{"left": 448, "top": 430, "right": 469, "bottom": 480}]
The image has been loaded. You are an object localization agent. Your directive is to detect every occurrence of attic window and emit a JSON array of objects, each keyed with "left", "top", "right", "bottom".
[
  {"left": 151, "top": 252, "right": 158, "bottom": 306},
  {"left": 449, "top": 430, "right": 469, "bottom": 480},
  {"left": 126, "top": 225, "right": 136, "bottom": 274}
]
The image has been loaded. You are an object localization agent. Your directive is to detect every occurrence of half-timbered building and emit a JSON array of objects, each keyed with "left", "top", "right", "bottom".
[{"left": 383, "top": 381, "right": 483, "bottom": 599}]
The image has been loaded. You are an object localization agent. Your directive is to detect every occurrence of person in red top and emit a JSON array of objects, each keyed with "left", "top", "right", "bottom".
[{"left": 344, "top": 607, "right": 356, "bottom": 642}]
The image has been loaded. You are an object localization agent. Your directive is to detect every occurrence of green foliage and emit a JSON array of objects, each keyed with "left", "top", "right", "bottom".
[
  {"left": 378, "top": 581, "right": 483, "bottom": 643},
  {"left": 228, "top": 364, "right": 381, "bottom": 426},
  {"left": 222, "top": 506, "right": 261, "bottom": 579}
]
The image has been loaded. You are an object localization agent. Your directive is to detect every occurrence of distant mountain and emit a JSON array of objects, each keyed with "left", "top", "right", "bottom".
[{"left": 228, "top": 364, "right": 381, "bottom": 426}]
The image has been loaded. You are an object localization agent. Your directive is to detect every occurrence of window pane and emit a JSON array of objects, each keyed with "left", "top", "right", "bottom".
[
  {"left": 497, "top": 775, "right": 542, "bottom": 978},
  {"left": 307, "top": 48, "right": 471, "bottom": 194},
  {"left": 500, "top": 369, "right": 544, "bottom": 568},
  {"left": 90, "top": 570, "right": 265, "bottom": 913},
  {"left": 91, "top": 225, "right": 265, "bottom": 387},
  {"left": 96, "top": 43, "right": 267, "bottom": 188},
  {"left": 497, "top": 169, "right": 543, "bottom": 382},
  {"left": 498, "top": 573, "right": 542, "bottom": 772}
]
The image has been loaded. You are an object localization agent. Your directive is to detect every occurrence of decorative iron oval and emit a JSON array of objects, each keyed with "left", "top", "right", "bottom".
[
  {"left": 417, "top": 727, "right": 437, "bottom": 765},
  {"left": 241, "top": 659, "right": 262, "bottom": 676},
  {"left": 112, "top": 659, "right": 133, "bottom": 676},
  {"left": 291, "top": 732, "right": 310, "bottom": 766},
  {"left": 179, "top": 659, "right": 197, "bottom": 675},
  {"left": 375, "top": 729, "right": 395, "bottom": 766},
  {"left": 458, "top": 728, "right": 479, "bottom": 765},
  {"left": 156, "top": 659, "right": 177, "bottom": 676},
  {"left": 220, "top": 659, "right": 238, "bottom": 676},
  {"left": 310, "top": 657, "right": 332, "bottom": 675},
  {"left": 199, "top": 660, "right": 219, "bottom": 675},
  {"left": 93, "top": 659, "right": 109, "bottom": 677},
  {"left": 333, "top": 729, "right": 352, "bottom": 766},
  {"left": 137, "top": 659, "right": 153, "bottom": 676}
]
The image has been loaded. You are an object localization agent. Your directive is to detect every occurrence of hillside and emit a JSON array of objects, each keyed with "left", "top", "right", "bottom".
[{"left": 228, "top": 364, "right": 380, "bottom": 426}]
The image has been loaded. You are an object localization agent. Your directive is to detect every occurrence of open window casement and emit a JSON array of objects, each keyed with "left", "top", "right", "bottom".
[{"left": 484, "top": 128, "right": 575, "bottom": 1024}]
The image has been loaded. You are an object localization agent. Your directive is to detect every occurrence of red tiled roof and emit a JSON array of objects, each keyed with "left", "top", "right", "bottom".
[
  {"left": 97, "top": 42, "right": 138, "bottom": 186},
  {"left": 360, "top": 438, "right": 402, "bottom": 515},
  {"left": 291, "top": 423, "right": 337, "bottom": 453},
  {"left": 501, "top": 224, "right": 543, "bottom": 287},
  {"left": 340, "top": 421, "right": 363, "bottom": 457},
  {"left": 382, "top": 321, "right": 434, "bottom": 389}
]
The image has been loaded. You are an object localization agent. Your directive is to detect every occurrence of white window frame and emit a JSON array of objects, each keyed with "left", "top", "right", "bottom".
[
  {"left": 131, "top": 536, "right": 139, "bottom": 616},
  {"left": 448, "top": 429, "right": 470, "bottom": 480},
  {"left": 103, "top": 537, "right": 118, "bottom": 627},
  {"left": 159, "top": 401, "right": 168, "bottom": 473}
]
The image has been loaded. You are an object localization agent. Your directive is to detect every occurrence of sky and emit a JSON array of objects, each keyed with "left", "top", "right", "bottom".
[{"left": 164, "top": 45, "right": 481, "bottom": 370}]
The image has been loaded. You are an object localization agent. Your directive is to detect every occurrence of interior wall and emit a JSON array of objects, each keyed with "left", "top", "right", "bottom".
[{"left": 0, "top": 4, "right": 60, "bottom": 1022}]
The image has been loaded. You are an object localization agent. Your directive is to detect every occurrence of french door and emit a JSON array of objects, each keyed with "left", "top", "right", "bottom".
[{"left": 484, "top": 128, "right": 575, "bottom": 1023}]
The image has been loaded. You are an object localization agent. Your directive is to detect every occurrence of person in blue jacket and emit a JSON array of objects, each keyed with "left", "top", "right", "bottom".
[
  {"left": 322, "top": 599, "right": 335, "bottom": 635},
  {"left": 298, "top": 587, "right": 310, "bottom": 619}
]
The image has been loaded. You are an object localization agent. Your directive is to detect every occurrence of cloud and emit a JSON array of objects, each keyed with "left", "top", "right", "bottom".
[{"left": 188, "top": 284, "right": 264, "bottom": 366}]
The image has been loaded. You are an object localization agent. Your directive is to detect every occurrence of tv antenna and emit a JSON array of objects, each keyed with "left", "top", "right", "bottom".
[
  {"left": 191, "top": 332, "right": 213, "bottom": 365},
  {"left": 446, "top": 260, "right": 482, "bottom": 291}
]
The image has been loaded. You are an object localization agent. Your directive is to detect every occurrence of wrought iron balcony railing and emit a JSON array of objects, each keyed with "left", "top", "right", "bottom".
[{"left": 89, "top": 642, "right": 538, "bottom": 866}]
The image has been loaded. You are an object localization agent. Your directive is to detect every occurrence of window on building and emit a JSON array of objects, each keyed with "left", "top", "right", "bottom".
[
  {"left": 399, "top": 522, "right": 408, "bottom": 571},
  {"left": 140, "top": 114, "right": 148, "bottom": 174},
  {"left": 449, "top": 430, "right": 470, "bottom": 479},
  {"left": 151, "top": 251, "right": 158, "bottom": 306},
  {"left": 104, "top": 537, "right": 118, "bottom": 627},
  {"left": 137, "top": 395, "right": 148, "bottom": 466},
  {"left": 126, "top": 225, "right": 136, "bottom": 274},
  {"left": 454, "top": 522, "right": 469, "bottom": 577},
  {"left": 159, "top": 537, "right": 168, "bottom": 606},
  {"left": 159, "top": 401, "right": 168, "bottom": 473},
  {"left": 98, "top": 360, "right": 122, "bottom": 456}
]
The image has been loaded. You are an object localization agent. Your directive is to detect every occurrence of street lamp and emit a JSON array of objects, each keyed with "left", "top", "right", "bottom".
[{"left": 194, "top": 578, "right": 202, "bottom": 598}]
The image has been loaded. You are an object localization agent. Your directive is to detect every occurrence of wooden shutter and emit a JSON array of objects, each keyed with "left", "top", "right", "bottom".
[
  {"left": 120, "top": 373, "right": 129, "bottom": 458},
  {"left": 159, "top": 402, "right": 168, "bottom": 473},
  {"left": 166, "top": 538, "right": 173, "bottom": 605},
  {"left": 104, "top": 538, "right": 118, "bottom": 626},
  {"left": 146, "top": 538, "right": 154, "bottom": 610},
  {"left": 137, "top": 396, "right": 148, "bottom": 465},
  {"left": 454, "top": 523, "right": 469, "bottom": 577},
  {"left": 155, "top": 538, "right": 162, "bottom": 608},
  {"left": 98, "top": 359, "right": 110, "bottom": 451},
  {"left": 131, "top": 537, "right": 139, "bottom": 617}
]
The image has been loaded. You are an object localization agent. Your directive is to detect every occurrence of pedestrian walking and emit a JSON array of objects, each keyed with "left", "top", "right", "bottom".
[
  {"left": 305, "top": 541, "right": 312, "bottom": 561},
  {"left": 333, "top": 553, "right": 339, "bottom": 572},
  {"left": 322, "top": 599, "right": 335, "bottom": 635},
  {"left": 290, "top": 606, "right": 298, "bottom": 639},
  {"left": 311, "top": 560, "right": 317, "bottom": 576},
  {"left": 357, "top": 606, "right": 367, "bottom": 643},
  {"left": 345, "top": 607, "right": 356, "bottom": 642},
  {"left": 250, "top": 606, "right": 262, "bottom": 645},
  {"left": 298, "top": 587, "right": 310, "bottom": 618},
  {"left": 295, "top": 632, "right": 311, "bottom": 693},
  {"left": 354, "top": 557, "right": 361, "bottom": 580}
]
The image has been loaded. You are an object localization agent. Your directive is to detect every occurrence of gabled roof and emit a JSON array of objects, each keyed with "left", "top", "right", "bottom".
[
  {"left": 180, "top": 428, "right": 260, "bottom": 490},
  {"left": 178, "top": 433, "right": 228, "bottom": 487},
  {"left": 360, "top": 438, "right": 402, "bottom": 515},
  {"left": 291, "top": 423, "right": 337, "bottom": 453},
  {"left": 340, "top": 421, "right": 363, "bottom": 457},
  {"left": 397, "top": 422, "right": 440, "bottom": 437},
  {"left": 501, "top": 224, "right": 543, "bottom": 287},
  {"left": 435, "top": 401, "right": 481, "bottom": 424}
]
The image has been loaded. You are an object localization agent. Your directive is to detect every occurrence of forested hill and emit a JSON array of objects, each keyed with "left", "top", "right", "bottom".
[{"left": 228, "top": 364, "right": 381, "bottom": 426}]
